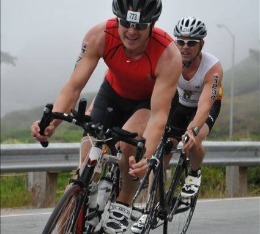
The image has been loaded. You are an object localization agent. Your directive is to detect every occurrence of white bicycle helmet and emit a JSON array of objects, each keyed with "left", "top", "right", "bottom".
[{"left": 174, "top": 16, "right": 207, "bottom": 39}]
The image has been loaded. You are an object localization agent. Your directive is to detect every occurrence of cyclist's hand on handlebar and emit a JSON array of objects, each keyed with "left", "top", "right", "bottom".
[
  {"left": 31, "top": 120, "right": 56, "bottom": 142},
  {"left": 128, "top": 156, "right": 148, "bottom": 179},
  {"left": 182, "top": 129, "right": 197, "bottom": 153}
]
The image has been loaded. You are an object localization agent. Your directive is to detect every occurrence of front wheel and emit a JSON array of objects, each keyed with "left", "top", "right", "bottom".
[
  {"left": 136, "top": 170, "right": 161, "bottom": 234},
  {"left": 165, "top": 193, "right": 199, "bottom": 234},
  {"left": 42, "top": 184, "right": 84, "bottom": 234}
]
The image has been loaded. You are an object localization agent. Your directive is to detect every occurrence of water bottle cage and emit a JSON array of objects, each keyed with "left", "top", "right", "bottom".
[{"left": 69, "top": 179, "right": 85, "bottom": 188}]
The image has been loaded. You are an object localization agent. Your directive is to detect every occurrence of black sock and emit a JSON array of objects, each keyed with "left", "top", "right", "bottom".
[{"left": 189, "top": 168, "right": 201, "bottom": 177}]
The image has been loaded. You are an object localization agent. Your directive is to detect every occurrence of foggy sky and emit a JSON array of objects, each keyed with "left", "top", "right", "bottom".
[{"left": 1, "top": 0, "right": 259, "bottom": 116}]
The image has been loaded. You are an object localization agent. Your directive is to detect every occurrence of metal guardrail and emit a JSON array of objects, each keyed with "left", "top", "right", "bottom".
[
  {"left": 1, "top": 141, "right": 259, "bottom": 172},
  {"left": 0, "top": 142, "right": 259, "bottom": 207},
  {"left": 1, "top": 143, "right": 80, "bottom": 173}
]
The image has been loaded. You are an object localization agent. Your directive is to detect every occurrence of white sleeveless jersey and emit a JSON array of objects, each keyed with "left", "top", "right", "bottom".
[{"left": 177, "top": 52, "right": 219, "bottom": 107}]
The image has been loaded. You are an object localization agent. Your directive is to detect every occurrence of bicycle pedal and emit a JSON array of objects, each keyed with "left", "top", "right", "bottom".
[{"left": 180, "top": 197, "right": 191, "bottom": 206}]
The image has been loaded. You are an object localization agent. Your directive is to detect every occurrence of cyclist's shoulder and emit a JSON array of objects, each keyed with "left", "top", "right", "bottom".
[
  {"left": 201, "top": 52, "right": 223, "bottom": 75},
  {"left": 81, "top": 20, "right": 107, "bottom": 55},
  {"left": 203, "top": 58, "right": 224, "bottom": 89},
  {"left": 105, "top": 17, "right": 118, "bottom": 28},
  {"left": 201, "top": 51, "right": 220, "bottom": 64},
  {"left": 147, "top": 27, "right": 178, "bottom": 66},
  {"left": 151, "top": 26, "right": 174, "bottom": 45},
  {"left": 84, "top": 20, "right": 107, "bottom": 40},
  {"left": 150, "top": 27, "right": 179, "bottom": 62}
]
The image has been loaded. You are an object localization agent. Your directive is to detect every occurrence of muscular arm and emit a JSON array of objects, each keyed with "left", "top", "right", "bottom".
[
  {"left": 51, "top": 23, "right": 106, "bottom": 127},
  {"left": 187, "top": 61, "right": 223, "bottom": 131},
  {"left": 31, "top": 22, "right": 106, "bottom": 142},
  {"left": 143, "top": 42, "right": 182, "bottom": 158}
]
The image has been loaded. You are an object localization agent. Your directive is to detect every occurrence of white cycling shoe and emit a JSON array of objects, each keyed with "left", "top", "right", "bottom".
[
  {"left": 181, "top": 170, "right": 201, "bottom": 198},
  {"left": 101, "top": 202, "right": 131, "bottom": 234},
  {"left": 130, "top": 214, "right": 147, "bottom": 234}
]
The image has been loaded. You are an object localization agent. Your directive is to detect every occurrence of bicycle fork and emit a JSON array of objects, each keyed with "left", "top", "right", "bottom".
[{"left": 166, "top": 152, "right": 188, "bottom": 221}]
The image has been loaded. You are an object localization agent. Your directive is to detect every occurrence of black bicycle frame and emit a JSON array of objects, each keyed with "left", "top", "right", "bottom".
[{"left": 165, "top": 152, "right": 188, "bottom": 211}]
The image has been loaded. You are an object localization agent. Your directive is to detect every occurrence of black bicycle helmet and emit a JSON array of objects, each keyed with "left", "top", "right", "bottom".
[
  {"left": 112, "top": 0, "right": 162, "bottom": 23},
  {"left": 174, "top": 16, "right": 207, "bottom": 39}
]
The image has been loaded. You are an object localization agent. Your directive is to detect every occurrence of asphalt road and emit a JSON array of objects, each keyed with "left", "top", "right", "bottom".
[{"left": 1, "top": 197, "right": 259, "bottom": 234}]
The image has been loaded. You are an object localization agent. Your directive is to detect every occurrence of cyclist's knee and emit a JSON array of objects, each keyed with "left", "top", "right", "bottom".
[
  {"left": 187, "top": 144, "right": 205, "bottom": 160},
  {"left": 122, "top": 109, "right": 150, "bottom": 136}
]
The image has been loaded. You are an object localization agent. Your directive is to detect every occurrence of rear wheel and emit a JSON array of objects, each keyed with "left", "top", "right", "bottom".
[{"left": 42, "top": 184, "right": 84, "bottom": 234}]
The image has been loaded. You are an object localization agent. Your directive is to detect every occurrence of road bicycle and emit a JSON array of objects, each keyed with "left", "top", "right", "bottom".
[
  {"left": 39, "top": 98, "right": 146, "bottom": 234},
  {"left": 131, "top": 125, "right": 199, "bottom": 234}
]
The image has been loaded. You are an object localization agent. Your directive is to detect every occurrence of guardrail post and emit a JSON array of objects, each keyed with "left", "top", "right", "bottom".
[
  {"left": 27, "top": 172, "right": 58, "bottom": 207},
  {"left": 226, "top": 166, "right": 248, "bottom": 197}
]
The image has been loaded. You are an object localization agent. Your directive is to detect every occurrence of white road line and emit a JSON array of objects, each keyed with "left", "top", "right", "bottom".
[
  {"left": 1, "top": 197, "right": 259, "bottom": 218},
  {"left": 1, "top": 212, "right": 51, "bottom": 218},
  {"left": 198, "top": 197, "right": 259, "bottom": 203}
]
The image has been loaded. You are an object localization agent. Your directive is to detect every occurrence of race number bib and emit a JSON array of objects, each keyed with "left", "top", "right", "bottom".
[{"left": 126, "top": 10, "right": 141, "bottom": 23}]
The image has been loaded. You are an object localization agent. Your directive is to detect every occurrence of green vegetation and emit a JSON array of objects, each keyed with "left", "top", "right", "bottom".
[
  {"left": 1, "top": 174, "right": 33, "bottom": 208},
  {"left": 1, "top": 166, "right": 259, "bottom": 208},
  {"left": 210, "top": 49, "right": 260, "bottom": 140}
]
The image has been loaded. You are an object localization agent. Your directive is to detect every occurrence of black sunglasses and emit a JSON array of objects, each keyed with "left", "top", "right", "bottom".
[
  {"left": 119, "top": 18, "right": 151, "bottom": 31},
  {"left": 176, "top": 39, "right": 200, "bottom": 47}
]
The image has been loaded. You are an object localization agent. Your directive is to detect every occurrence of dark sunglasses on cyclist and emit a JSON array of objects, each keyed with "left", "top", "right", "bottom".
[
  {"left": 176, "top": 39, "right": 201, "bottom": 47},
  {"left": 119, "top": 18, "right": 151, "bottom": 31}
]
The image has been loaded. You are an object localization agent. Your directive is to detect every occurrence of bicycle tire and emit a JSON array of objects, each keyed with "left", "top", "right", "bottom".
[
  {"left": 164, "top": 161, "right": 199, "bottom": 234},
  {"left": 131, "top": 141, "right": 168, "bottom": 234},
  {"left": 166, "top": 192, "right": 198, "bottom": 234},
  {"left": 42, "top": 184, "right": 84, "bottom": 234},
  {"left": 141, "top": 168, "right": 161, "bottom": 234}
]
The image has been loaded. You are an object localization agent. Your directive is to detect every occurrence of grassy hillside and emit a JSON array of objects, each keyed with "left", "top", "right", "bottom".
[
  {"left": 1, "top": 93, "right": 96, "bottom": 143},
  {"left": 210, "top": 49, "right": 260, "bottom": 140},
  {"left": 1, "top": 50, "right": 260, "bottom": 142},
  {"left": 223, "top": 49, "right": 259, "bottom": 95}
]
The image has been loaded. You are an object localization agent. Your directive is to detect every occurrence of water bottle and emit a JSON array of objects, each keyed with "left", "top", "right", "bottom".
[
  {"left": 88, "top": 182, "right": 98, "bottom": 210},
  {"left": 84, "top": 182, "right": 99, "bottom": 231},
  {"left": 97, "top": 177, "right": 113, "bottom": 211}
]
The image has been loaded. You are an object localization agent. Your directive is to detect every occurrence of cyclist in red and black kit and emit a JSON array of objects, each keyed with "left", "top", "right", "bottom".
[{"left": 31, "top": 0, "right": 182, "bottom": 233}]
